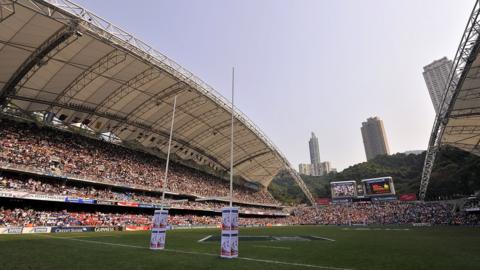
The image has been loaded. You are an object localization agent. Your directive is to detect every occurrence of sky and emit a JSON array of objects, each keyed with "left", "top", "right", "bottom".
[{"left": 73, "top": 0, "right": 474, "bottom": 171}]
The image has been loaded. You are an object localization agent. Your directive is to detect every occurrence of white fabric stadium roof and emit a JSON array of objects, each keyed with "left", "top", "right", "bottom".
[
  {"left": 441, "top": 54, "right": 480, "bottom": 156},
  {"left": 0, "top": 0, "right": 292, "bottom": 186}
]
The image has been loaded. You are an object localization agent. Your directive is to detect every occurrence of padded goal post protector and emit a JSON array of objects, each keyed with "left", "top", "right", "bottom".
[
  {"left": 220, "top": 207, "right": 239, "bottom": 258},
  {"left": 150, "top": 209, "right": 168, "bottom": 250}
]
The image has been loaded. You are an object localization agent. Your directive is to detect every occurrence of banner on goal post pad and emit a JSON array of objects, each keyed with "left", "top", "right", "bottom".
[
  {"left": 220, "top": 207, "right": 239, "bottom": 258},
  {"left": 150, "top": 209, "right": 168, "bottom": 250},
  {"left": 150, "top": 229, "right": 166, "bottom": 250},
  {"left": 152, "top": 209, "right": 168, "bottom": 229}
]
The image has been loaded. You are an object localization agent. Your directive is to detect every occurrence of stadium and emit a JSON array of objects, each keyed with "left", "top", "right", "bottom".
[{"left": 0, "top": 0, "right": 479, "bottom": 270}]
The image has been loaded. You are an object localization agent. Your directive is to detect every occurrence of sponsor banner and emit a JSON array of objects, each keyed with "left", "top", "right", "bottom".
[
  {"left": 152, "top": 210, "right": 168, "bottom": 229},
  {"left": 399, "top": 193, "right": 417, "bottom": 201},
  {"left": 332, "top": 198, "right": 352, "bottom": 204},
  {"left": 221, "top": 207, "right": 238, "bottom": 231},
  {"left": 97, "top": 200, "right": 115, "bottom": 205},
  {"left": 150, "top": 210, "right": 168, "bottom": 250},
  {"left": 221, "top": 232, "right": 232, "bottom": 257},
  {"left": 220, "top": 231, "right": 239, "bottom": 258},
  {"left": 65, "top": 197, "right": 96, "bottom": 204},
  {"left": 0, "top": 227, "right": 23, "bottom": 234},
  {"left": 412, "top": 223, "right": 432, "bottom": 227},
  {"left": 371, "top": 196, "right": 397, "bottom": 202},
  {"left": 221, "top": 207, "right": 239, "bottom": 258},
  {"left": 0, "top": 190, "right": 16, "bottom": 198},
  {"left": 0, "top": 190, "right": 64, "bottom": 202},
  {"left": 125, "top": 225, "right": 150, "bottom": 231},
  {"left": 117, "top": 201, "right": 139, "bottom": 207},
  {"left": 316, "top": 198, "right": 331, "bottom": 205},
  {"left": 26, "top": 193, "right": 65, "bottom": 202},
  {"left": 51, "top": 226, "right": 95, "bottom": 233},
  {"left": 138, "top": 203, "right": 155, "bottom": 208},
  {"left": 150, "top": 229, "right": 166, "bottom": 250},
  {"left": 231, "top": 233, "right": 238, "bottom": 257},
  {"left": 94, "top": 227, "right": 117, "bottom": 232},
  {"left": 22, "top": 227, "right": 51, "bottom": 234}
]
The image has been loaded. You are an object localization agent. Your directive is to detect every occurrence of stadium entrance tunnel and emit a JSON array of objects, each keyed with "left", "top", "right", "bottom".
[{"left": 199, "top": 235, "right": 335, "bottom": 243}]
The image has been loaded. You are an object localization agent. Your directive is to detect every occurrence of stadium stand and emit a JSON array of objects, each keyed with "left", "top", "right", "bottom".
[
  {"left": 0, "top": 0, "right": 478, "bottom": 235},
  {"left": 0, "top": 118, "right": 279, "bottom": 206},
  {"left": 0, "top": 208, "right": 289, "bottom": 227},
  {"left": 290, "top": 202, "right": 480, "bottom": 226}
]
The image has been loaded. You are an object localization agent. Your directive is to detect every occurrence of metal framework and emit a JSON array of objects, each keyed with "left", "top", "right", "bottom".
[
  {"left": 287, "top": 168, "right": 316, "bottom": 206},
  {"left": 0, "top": 0, "right": 317, "bottom": 204},
  {"left": 0, "top": 22, "right": 77, "bottom": 104},
  {"left": 0, "top": 0, "right": 15, "bottom": 22},
  {"left": 419, "top": 0, "right": 480, "bottom": 200}
]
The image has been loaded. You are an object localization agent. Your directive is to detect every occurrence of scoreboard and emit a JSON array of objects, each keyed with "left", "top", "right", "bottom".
[
  {"left": 330, "top": 180, "right": 357, "bottom": 199},
  {"left": 361, "top": 177, "right": 395, "bottom": 196}
]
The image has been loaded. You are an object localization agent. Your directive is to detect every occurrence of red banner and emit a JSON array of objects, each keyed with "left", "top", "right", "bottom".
[
  {"left": 316, "top": 198, "right": 331, "bottom": 205},
  {"left": 399, "top": 193, "right": 417, "bottom": 201},
  {"left": 117, "top": 201, "right": 139, "bottom": 207},
  {"left": 125, "top": 225, "right": 150, "bottom": 231}
]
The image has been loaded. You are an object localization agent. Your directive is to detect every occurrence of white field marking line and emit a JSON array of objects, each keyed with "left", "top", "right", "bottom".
[
  {"left": 252, "top": 245, "right": 291, "bottom": 250},
  {"left": 309, "top": 236, "right": 336, "bottom": 242},
  {"left": 198, "top": 235, "right": 212, "bottom": 243},
  {"left": 38, "top": 234, "right": 354, "bottom": 270}
]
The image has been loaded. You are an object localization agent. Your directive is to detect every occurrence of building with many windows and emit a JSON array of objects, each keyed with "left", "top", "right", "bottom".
[
  {"left": 308, "top": 132, "right": 322, "bottom": 176},
  {"left": 422, "top": 57, "right": 454, "bottom": 114},
  {"left": 361, "top": 117, "right": 390, "bottom": 161}
]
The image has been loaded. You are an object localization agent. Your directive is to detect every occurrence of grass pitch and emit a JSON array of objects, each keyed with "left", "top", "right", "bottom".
[{"left": 1, "top": 226, "right": 479, "bottom": 270}]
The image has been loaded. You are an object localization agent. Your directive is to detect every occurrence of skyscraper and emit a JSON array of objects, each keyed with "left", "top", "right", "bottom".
[
  {"left": 422, "top": 57, "right": 453, "bottom": 114},
  {"left": 361, "top": 117, "right": 390, "bottom": 161},
  {"left": 298, "top": 163, "right": 312, "bottom": 175},
  {"left": 309, "top": 132, "right": 321, "bottom": 176}
]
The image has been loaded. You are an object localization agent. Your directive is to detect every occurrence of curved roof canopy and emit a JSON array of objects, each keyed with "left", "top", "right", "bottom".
[
  {"left": 420, "top": 0, "right": 480, "bottom": 199},
  {"left": 0, "top": 0, "right": 292, "bottom": 186},
  {"left": 441, "top": 54, "right": 480, "bottom": 156}
]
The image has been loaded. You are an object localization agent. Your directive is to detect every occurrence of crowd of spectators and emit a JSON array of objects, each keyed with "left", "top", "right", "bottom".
[
  {"left": 0, "top": 175, "right": 285, "bottom": 215},
  {"left": 1, "top": 201, "right": 478, "bottom": 228},
  {"left": 0, "top": 208, "right": 151, "bottom": 227},
  {"left": 290, "top": 201, "right": 480, "bottom": 226},
  {"left": 0, "top": 208, "right": 286, "bottom": 227},
  {"left": 0, "top": 119, "right": 277, "bottom": 205}
]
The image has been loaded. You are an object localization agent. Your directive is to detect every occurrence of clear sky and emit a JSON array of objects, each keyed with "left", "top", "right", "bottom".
[{"left": 73, "top": 0, "right": 473, "bottom": 171}]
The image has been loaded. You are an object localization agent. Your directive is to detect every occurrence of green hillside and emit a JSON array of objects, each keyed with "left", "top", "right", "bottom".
[{"left": 268, "top": 146, "right": 480, "bottom": 203}]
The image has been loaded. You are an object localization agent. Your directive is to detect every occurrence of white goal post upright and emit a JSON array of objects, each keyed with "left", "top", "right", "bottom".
[
  {"left": 220, "top": 67, "right": 239, "bottom": 259},
  {"left": 150, "top": 95, "right": 177, "bottom": 250}
]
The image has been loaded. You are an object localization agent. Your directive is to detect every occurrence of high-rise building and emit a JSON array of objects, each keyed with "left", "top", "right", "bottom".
[
  {"left": 309, "top": 132, "right": 321, "bottom": 176},
  {"left": 422, "top": 57, "right": 454, "bottom": 114},
  {"left": 320, "top": 161, "right": 331, "bottom": 175},
  {"left": 298, "top": 163, "right": 312, "bottom": 175},
  {"left": 361, "top": 117, "right": 390, "bottom": 161}
]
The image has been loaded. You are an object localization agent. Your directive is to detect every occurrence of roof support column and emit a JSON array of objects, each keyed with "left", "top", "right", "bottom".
[{"left": 286, "top": 167, "right": 316, "bottom": 206}]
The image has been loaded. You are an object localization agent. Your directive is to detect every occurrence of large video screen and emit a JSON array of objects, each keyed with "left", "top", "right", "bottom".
[
  {"left": 362, "top": 177, "right": 395, "bottom": 196},
  {"left": 330, "top": 181, "right": 357, "bottom": 198}
]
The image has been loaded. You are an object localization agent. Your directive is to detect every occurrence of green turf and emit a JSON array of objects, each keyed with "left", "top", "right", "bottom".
[{"left": 0, "top": 226, "right": 479, "bottom": 270}]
